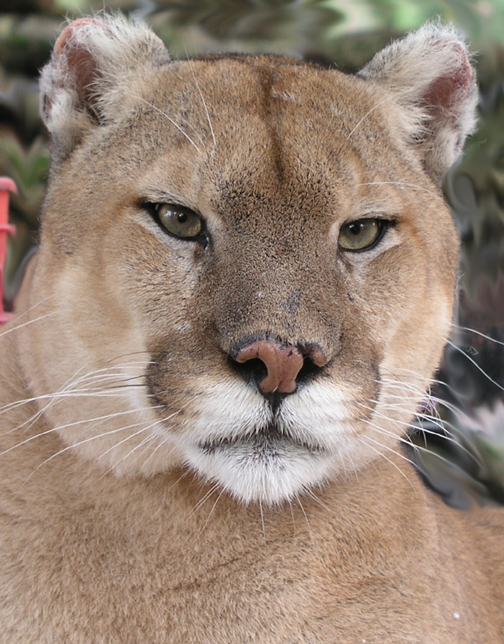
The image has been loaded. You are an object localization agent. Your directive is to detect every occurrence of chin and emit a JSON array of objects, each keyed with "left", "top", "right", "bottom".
[{"left": 181, "top": 427, "right": 340, "bottom": 505}]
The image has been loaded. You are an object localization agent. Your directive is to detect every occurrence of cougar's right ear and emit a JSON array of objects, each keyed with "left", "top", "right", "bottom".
[
  {"left": 357, "top": 24, "right": 478, "bottom": 187},
  {"left": 40, "top": 15, "right": 170, "bottom": 164}
]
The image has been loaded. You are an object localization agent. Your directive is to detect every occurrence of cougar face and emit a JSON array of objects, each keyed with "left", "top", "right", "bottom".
[{"left": 19, "top": 19, "right": 473, "bottom": 504}]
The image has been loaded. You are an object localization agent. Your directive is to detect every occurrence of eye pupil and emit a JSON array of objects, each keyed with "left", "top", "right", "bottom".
[
  {"left": 153, "top": 203, "right": 203, "bottom": 240},
  {"left": 338, "top": 218, "right": 386, "bottom": 252}
]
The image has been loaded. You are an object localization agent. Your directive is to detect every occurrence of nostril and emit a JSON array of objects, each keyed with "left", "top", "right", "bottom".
[
  {"left": 305, "top": 344, "right": 327, "bottom": 368},
  {"left": 228, "top": 357, "right": 268, "bottom": 388},
  {"left": 229, "top": 338, "right": 328, "bottom": 395},
  {"left": 234, "top": 340, "right": 303, "bottom": 394},
  {"left": 228, "top": 352, "right": 323, "bottom": 399},
  {"left": 297, "top": 354, "right": 323, "bottom": 383}
]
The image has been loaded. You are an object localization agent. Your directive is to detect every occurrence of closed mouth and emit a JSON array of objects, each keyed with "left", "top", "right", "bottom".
[{"left": 197, "top": 423, "right": 328, "bottom": 456}]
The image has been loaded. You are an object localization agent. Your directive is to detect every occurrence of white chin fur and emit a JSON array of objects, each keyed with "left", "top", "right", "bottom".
[
  {"left": 176, "top": 380, "right": 360, "bottom": 505},
  {"left": 183, "top": 440, "right": 336, "bottom": 505}
]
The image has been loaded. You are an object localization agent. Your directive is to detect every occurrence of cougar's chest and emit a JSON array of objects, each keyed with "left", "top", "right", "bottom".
[{"left": 0, "top": 434, "right": 490, "bottom": 644}]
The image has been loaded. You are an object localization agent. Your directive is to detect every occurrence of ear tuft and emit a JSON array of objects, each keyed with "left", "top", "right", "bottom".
[
  {"left": 40, "top": 15, "right": 170, "bottom": 164},
  {"left": 358, "top": 24, "right": 478, "bottom": 186}
]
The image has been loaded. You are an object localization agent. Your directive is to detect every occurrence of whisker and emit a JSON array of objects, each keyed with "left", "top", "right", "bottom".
[
  {"left": 295, "top": 494, "right": 312, "bottom": 542},
  {"left": 135, "top": 433, "right": 177, "bottom": 472},
  {"left": 0, "top": 386, "right": 142, "bottom": 426},
  {"left": 303, "top": 487, "right": 336, "bottom": 517},
  {"left": 357, "top": 181, "right": 438, "bottom": 198},
  {"left": 358, "top": 435, "right": 417, "bottom": 490},
  {"left": 96, "top": 412, "right": 176, "bottom": 463},
  {"left": 451, "top": 324, "right": 504, "bottom": 348},
  {"left": 0, "top": 293, "right": 56, "bottom": 335},
  {"left": 188, "top": 481, "right": 221, "bottom": 517},
  {"left": 0, "top": 359, "right": 151, "bottom": 420},
  {"left": 193, "top": 487, "right": 225, "bottom": 542},
  {"left": 23, "top": 411, "right": 170, "bottom": 483},
  {"left": 119, "top": 432, "right": 159, "bottom": 466},
  {"left": 347, "top": 94, "right": 396, "bottom": 139},
  {"left": 287, "top": 498, "right": 297, "bottom": 531},
  {"left": 379, "top": 377, "right": 430, "bottom": 393},
  {"left": 2, "top": 403, "right": 163, "bottom": 462},
  {"left": 446, "top": 340, "right": 504, "bottom": 392},
  {"left": 358, "top": 399, "right": 482, "bottom": 464},
  {"left": 362, "top": 414, "right": 482, "bottom": 469},
  {"left": 0, "top": 310, "right": 57, "bottom": 338},
  {"left": 379, "top": 365, "right": 443, "bottom": 382},
  {"left": 136, "top": 97, "right": 202, "bottom": 153},
  {"left": 259, "top": 498, "right": 266, "bottom": 543},
  {"left": 187, "top": 58, "right": 217, "bottom": 147},
  {"left": 162, "top": 467, "right": 192, "bottom": 498}
]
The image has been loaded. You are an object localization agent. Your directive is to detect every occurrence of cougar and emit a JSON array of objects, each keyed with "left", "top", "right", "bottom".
[{"left": 0, "top": 14, "right": 501, "bottom": 643}]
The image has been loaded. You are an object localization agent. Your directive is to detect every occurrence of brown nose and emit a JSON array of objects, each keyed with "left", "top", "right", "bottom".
[{"left": 234, "top": 340, "right": 326, "bottom": 394}]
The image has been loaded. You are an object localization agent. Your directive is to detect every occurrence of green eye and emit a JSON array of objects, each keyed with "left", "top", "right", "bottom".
[
  {"left": 338, "top": 219, "right": 382, "bottom": 251},
  {"left": 156, "top": 204, "right": 203, "bottom": 239}
]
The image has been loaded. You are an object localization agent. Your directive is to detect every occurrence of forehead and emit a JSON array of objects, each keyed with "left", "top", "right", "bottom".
[
  {"left": 130, "top": 56, "right": 410, "bottom": 213},
  {"left": 146, "top": 55, "right": 398, "bottom": 157}
]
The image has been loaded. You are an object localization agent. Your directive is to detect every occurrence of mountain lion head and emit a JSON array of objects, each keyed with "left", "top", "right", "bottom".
[{"left": 15, "top": 16, "right": 477, "bottom": 504}]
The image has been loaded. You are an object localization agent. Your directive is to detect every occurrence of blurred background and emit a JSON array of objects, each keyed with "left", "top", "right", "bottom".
[{"left": 1, "top": 0, "right": 504, "bottom": 508}]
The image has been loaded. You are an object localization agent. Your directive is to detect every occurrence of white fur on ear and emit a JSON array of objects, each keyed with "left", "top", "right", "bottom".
[
  {"left": 358, "top": 24, "right": 478, "bottom": 186},
  {"left": 40, "top": 14, "right": 170, "bottom": 164}
]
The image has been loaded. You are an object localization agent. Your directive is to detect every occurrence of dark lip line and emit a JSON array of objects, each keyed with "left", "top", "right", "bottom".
[{"left": 197, "top": 424, "right": 328, "bottom": 456}]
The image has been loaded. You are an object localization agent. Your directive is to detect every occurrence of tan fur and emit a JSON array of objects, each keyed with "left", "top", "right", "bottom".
[{"left": 1, "top": 16, "right": 502, "bottom": 642}]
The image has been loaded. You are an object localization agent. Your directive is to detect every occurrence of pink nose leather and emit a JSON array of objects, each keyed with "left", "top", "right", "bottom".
[
  {"left": 235, "top": 340, "right": 326, "bottom": 394},
  {"left": 235, "top": 341, "right": 302, "bottom": 393}
]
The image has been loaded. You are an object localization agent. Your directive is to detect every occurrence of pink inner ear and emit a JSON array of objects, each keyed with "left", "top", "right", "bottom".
[
  {"left": 422, "top": 44, "right": 473, "bottom": 118},
  {"left": 52, "top": 18, "right": 109, "bottom": 114},
  {"left": 52, "top": 18, "right": 99, "bottom": 56}
]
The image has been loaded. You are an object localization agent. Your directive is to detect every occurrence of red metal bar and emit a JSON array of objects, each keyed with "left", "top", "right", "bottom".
[{"left": 0, "top": 178, "right": 17, "bottom": 324}]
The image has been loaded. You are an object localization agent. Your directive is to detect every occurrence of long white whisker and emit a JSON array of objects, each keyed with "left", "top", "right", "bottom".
[
  {"left": 1, "top": 404, "right": 164, "bottom": 459},
  {"left": 0, "top": 310, "right": 57, "bottom": 338},
  {"left": 446, "top": 340, "right": 504, "bottom": 392},
  {"left": 23, "top": 410, "right": 171, "bottom": 482},
  {"left": 357, "top": 181, "right": 438, "bottom": 198},
  {"left": 97, "top": 408, "right": 182, "bottom": 462},
  {"left": 0, "top": 385, "right": 147, "bottom": 426},
  {"left": 136, "top": 433, "right": 176, "bottom": 471},
  {"left": 451, "top": 324, "right": 504, "bottom": 348},
  {"left": 193, "top": 488, "right": 225, "bottom": 542},
  {"left": 190, "top": 66, "right": 216, "bottom": 147},
  {"left": 379, "top": 366, "right": 444, "bottom": 383},
  {"left": 358, "top": 435, "right": 417, "bottom": 490},
  {"left": 295, "top": 494, "right": 312, "bottom": 542},
  {"left": 361, "top": 412, "right": 482, "bottom": 469},
  {"left": 359, "top": 399, "right": 480, "bottom": 459},
  {"left": 130, "top": 433, "right": 159, "bottom": 463},
  {"left": 303, "top": 487, "right": 336, "bottom": 517},
  {"left": 188, "top": 481, "right": 221, "bottom": 517},
  {"left": 0, "top": 398, "right": 162, "bottom": 448},
  {"left": 0, "top": 359, "right": 151, "bottom": 420},
  {"left": 0, "top": 293, "right": 56, "bottom": 335},
  {"left": 137, "top": 97, "right": 201, "bottom": 153},
  {"left": 259, "top": 499, "right": 266, "bottom": 543},
  {"left": 347, "top": 94, "right": 395, "bottom": 138}
]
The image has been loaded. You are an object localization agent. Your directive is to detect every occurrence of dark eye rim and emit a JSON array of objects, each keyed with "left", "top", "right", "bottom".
[
  {"left": 142, "top": 201, "right": 208, "bottom": 245},
  {"left": 338, "top": 217, "right": 395, "bottom": 253}
]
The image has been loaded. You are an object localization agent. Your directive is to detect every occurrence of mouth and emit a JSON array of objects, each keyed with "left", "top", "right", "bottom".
[
  {"left": 197, "top": 423, "right": 328, "bottom": 456},
  {"left": 190, "top": 422, "right": 333, "bottom": 505}
]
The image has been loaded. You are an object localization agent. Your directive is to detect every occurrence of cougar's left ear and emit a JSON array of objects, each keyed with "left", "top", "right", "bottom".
[
  {"left": 358, "top": 24, "right": 478, "bottom": 186},
  {"left": 40, "top": 15, "right": 170, "bottom": 165}
]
